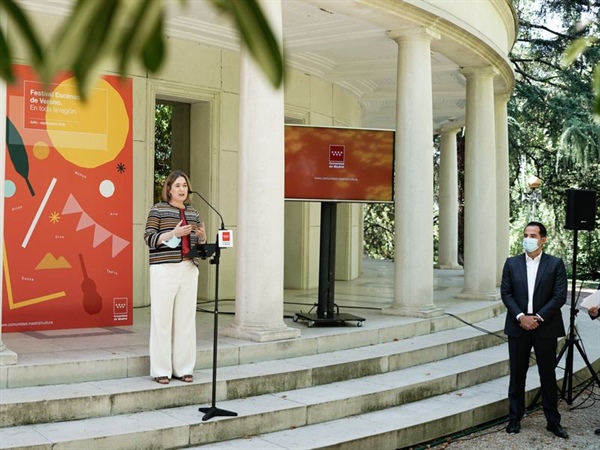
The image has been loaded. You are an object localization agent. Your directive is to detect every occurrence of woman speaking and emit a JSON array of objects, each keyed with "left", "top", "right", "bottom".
[{"left": 144, "top": 170, "right": 206, "bottom": 384}]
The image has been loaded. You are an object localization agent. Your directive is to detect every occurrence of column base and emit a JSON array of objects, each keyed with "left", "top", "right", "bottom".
[
  {"left": 221, "top": 324, "right": 301, "bottom": 343},
  {"left": 456, "top": 290, "right": 500, "bottom": 301},
  {"left": 434, "top": 264, "right": 463, "bottom": 270},
  {"left": 382, "top": 304, "right": 444, "bottom": 318},
  {"left": 0, "top": 347, "right": 18, "bottom": 366}
]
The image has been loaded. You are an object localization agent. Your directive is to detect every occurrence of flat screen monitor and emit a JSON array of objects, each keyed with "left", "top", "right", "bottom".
[{"left": 284, "top": 125, "right": 395, "bottom": 202}]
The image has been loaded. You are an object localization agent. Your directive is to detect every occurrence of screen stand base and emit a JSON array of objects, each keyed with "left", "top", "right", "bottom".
[{"left": 293, "top": 202, "right": 365, "bottom": 328}]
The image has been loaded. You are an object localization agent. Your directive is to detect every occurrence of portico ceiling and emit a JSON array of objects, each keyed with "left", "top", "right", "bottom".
[{"left": 17, "top": 0, "right": 516, "bottom": 132}]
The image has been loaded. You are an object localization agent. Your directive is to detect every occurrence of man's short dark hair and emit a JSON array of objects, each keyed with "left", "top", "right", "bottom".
[{"left": 525, "top": 221, "right": 547, "bottom": 237}]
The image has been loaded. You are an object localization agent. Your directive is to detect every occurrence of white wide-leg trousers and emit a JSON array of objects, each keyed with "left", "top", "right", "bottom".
[{"left": 149, "top": 260, "right": 199, "bottom": 378}]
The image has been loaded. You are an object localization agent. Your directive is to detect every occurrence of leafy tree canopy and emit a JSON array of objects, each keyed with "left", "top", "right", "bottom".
[{"left": 509, "top": 0, "right": 600, "bottom": 276}]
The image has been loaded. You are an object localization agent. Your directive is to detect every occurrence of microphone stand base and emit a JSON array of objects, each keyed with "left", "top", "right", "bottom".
[{"left": 199, "top": 406, "right": 238, "bottom": 421}]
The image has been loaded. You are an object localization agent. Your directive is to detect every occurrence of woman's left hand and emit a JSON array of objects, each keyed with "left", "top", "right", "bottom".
[{"left": 194, "top": 222, "right": 207, "bottom": 243}]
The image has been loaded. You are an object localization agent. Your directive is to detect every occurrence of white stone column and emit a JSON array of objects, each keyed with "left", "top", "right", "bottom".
[
  {"left": 460, "top": 67, "right": 499, "bottom": 299},
  {"left": 495, "top": 93, "right": 510, "bottom": 286},
  {"left": 335, "top": 203, "right": 362, "bottom": 280},
  {"left": 436, "top": 128, "right": 461, "bottom": 269},
  {"left": 0, "top": 30, "right": 17, "bottom": 364},
  {"left": 383, "top": 28, "right": 442, "bottom": 318},
  {"left": 222, "top": 0, "right": 299, "bottom": 342}
]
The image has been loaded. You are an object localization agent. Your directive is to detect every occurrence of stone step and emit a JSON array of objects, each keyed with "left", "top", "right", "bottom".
[
  {"left": 0, "top": 303, "right": 506, "bottom": 389},
  {"left": 188, "top": 377, "right": 512, "bottom": 450},
  {"left": 190, "top": 315, "right": 600, "bottom": 450},
  {"left": 0, "top": 316, "right": 506, "bottom": 427},
  {"left": 0, "top": 343, "right": 512, "bottom": 449},
  {"left": 4, "top": 341, "right": 596, "bottom": 450},
  {"left": 3, "top": 309, "right": 596, "bottom": 450}
]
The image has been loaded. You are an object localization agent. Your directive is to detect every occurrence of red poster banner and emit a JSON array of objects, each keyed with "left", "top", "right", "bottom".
[
  {"left": 2, "top": 65, "right": 133, "bottom": 332},
  {"left": 284, "top": 125, "right": 395, "bottom": 202}
]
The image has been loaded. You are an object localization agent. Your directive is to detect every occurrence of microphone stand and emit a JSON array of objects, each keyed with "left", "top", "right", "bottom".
[{"left": 190, "top": 191, "right": 237, "bottom": 421}]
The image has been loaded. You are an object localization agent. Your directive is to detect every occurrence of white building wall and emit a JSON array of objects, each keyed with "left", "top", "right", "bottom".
[{"left": 418, "top": 0, "right": 517, "bottom": 52}]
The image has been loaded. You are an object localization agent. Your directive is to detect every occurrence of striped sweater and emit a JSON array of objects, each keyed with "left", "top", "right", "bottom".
[{"left": 144, "top": 202, "right": 201, "bottom": 265}]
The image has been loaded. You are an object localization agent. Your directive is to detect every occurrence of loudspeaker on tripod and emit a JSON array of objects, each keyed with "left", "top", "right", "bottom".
[{"left": 565, "top": 188, "right": 597, "bottom": 231}]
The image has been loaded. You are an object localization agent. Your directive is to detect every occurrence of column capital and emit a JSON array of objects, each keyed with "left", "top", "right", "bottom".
[
  {"left": 460, "top": 66, "right": 498, "bottom": 79},
  {"left": 439, "top": 126, "right": 461, "bottom": 136},
  {"left": 494, "top": 91, "right": 512, "bottom": 104},
  {"left": 387, "top": 26, "right": 440, "bottom": 42}
]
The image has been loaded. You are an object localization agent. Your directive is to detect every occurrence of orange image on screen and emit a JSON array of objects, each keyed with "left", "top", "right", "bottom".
[{"left": 284, "top": 125, "right": 394, "bottom": 202}]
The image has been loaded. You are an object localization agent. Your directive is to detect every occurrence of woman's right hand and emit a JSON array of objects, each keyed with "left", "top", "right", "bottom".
[{"left": 173, "top": 220, "right": 193, "bottom": 237}]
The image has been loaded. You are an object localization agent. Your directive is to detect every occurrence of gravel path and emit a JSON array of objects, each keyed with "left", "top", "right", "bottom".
[{"left": 420, "top": 388, "right": 600, "bottom": 449}]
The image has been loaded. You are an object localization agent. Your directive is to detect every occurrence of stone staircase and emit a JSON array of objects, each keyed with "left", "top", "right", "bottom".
[{"left": 1, "top": 302, "right": 598, "bottom": 450}]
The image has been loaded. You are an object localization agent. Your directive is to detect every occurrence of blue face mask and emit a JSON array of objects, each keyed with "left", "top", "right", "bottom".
[
  {"left": 522, "top": 237, "right": 539, "bottom": 253},
  {"left": 163, "top": 235, "right": 181, "bottom": 249}
]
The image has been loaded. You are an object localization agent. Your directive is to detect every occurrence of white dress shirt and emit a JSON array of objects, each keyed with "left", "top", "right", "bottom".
[
  {"left": 526, "top": 252, "right": 542, "bottom": 314},
  {"left": 516, "top": 252, "right": 543, "bottom": 322}
]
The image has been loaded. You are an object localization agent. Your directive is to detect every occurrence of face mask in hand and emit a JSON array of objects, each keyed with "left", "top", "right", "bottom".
[
  {"left": 522, "top": 237, "right": 540, "bottom": 253},
  {"left": 163, "top": 235, "right": 181, "bottom": 249}
]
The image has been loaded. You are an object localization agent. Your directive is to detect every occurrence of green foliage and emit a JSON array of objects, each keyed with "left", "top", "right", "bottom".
[
  {"left": 572, "top": 231, "right": 600, "bottom": 280},
  {"left": 154, "top": 103, "right": 172, "bottom": 203},
  {"left": 0, "top": 0, "right": 44, "bottom": 83},
  {"left": 509, "top": 0, "right": 600, "bottom": 277},
  {"left": 0, "top": 0, "right": 284, "bottom": 98},
  {"left": 363, "top": 203, "right": 395, "bottom": 260}
]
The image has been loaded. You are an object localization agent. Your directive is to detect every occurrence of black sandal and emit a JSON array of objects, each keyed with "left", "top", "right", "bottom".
[
  {"left": 176, "top": 374, "right": 193, "bottom": 383},
  {"left": 154, "top": 376, "right": 170, "bottom": 384}
]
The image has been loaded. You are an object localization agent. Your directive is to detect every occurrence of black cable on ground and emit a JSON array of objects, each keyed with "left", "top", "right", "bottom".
[{"left": 445, "top": 312, "right": 508, "bottom": 342}]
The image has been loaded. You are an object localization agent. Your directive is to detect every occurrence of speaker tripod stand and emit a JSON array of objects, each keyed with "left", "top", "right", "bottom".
[
  {"left": 555, "top": 228, "right": 600, "bottom": 404},
  {"left": 529, "top": 227, "right": 600, "bottom": 410}
]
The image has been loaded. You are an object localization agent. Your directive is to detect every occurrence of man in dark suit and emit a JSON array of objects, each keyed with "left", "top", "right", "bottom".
[{"left": 501, "top": 221, "right": 568, "bottom": 439}]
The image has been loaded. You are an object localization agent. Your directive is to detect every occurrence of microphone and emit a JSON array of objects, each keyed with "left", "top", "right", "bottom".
[{"left": 189, "top": 190, "right": 225, "bottom": 230}]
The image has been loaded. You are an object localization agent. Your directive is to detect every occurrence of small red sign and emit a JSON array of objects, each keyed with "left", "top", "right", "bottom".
[{"left": 329, "top": 145, "right": 345, "bottom": 167}]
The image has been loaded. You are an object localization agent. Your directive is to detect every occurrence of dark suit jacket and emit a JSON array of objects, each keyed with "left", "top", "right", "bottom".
[{"left": 501, "top": 252, "right": 567, "bottom": 338}]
